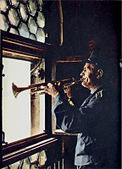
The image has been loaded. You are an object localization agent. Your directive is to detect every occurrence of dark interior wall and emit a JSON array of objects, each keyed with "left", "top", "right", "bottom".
[
  {"left": 44, "top": 0, "right": 121, "bottom": 90},
  {"left": 44, "top": 1, "right": 121, "bottom": 60},
  {"left": 43, "top": 0, "right": 121, "bottom": 96},
  {"left": 62, "top": 1, "right": 120, "bottom": 58}
]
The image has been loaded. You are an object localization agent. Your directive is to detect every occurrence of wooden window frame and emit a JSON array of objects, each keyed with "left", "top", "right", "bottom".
[{"left": 0, "top": 30, "right": 56, "bottom": 168}]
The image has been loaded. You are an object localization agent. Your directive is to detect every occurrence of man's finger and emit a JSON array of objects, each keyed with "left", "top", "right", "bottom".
[{"left": 47, "top": 83, "right": 53, "bottom": 87}]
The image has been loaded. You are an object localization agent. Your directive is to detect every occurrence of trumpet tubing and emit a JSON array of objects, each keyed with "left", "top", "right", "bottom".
[{"left": 12, "top": 77, "right": 82, "bottom": 98}]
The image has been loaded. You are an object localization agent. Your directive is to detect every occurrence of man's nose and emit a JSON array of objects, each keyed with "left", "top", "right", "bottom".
[{"left": 80, "top": 71, "right": 84, "bottom": 77}]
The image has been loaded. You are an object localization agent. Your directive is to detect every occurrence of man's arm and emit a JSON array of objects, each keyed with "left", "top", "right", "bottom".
[{"left": 52, "top": 92, "right": 104, "bottom": 134}]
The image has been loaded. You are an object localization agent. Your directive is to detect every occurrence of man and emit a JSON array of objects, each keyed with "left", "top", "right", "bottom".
[{"left": 45, "top": 50, "right": 120, "bottom": 169}]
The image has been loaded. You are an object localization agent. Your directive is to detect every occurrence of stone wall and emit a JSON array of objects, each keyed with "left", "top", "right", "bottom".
[{"left": 0, "top": 0, "right": 45, "bottom": 42}]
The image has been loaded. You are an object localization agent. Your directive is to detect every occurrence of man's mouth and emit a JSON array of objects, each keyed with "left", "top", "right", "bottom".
[{"left": 80, "top": 77, "right": 85, "bottom": 82}]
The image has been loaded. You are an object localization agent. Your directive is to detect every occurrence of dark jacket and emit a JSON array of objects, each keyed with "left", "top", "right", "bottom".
[{"left": 52, "top": 86, "right": 120, "bottom": 167}]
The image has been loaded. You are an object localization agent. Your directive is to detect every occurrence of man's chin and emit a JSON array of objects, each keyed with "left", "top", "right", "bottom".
[{"left": 81, "top": 82, "right": 88, "bottom": 88}]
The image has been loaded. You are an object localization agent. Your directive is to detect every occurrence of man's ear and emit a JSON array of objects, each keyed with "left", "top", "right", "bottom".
[{"left": 96, "top": 69, "right": 103, "bottom": 79}]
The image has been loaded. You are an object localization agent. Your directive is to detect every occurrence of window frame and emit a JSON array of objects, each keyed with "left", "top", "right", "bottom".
[{"left": 1, "top": 30, "right": 54, "bottom": 168}]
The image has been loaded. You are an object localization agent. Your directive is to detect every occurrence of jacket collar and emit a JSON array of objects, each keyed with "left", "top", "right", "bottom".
[{"left": 90, "top": 85, "right": 103, "bottom": 95}]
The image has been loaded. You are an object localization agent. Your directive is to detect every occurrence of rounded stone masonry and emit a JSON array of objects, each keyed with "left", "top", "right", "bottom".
[
  {"left": 0, "top": 0, "right": 46, "bottom": 44},
  {"left": 19, "top": 158, "right": 30, "bottom": 169},
  {"left": 19, "top": 3, "right": 28, "bottom": 21},
  {"left": 10, "top": 0, "right": 19, "bottom": 7},
  {"left": 8, "top": 161, "right": 20, "bottom": 169},
  {"left": 0, "top": 13, "right": 9, "bottom": 31},
  {"left": 38, "top": 0, "right": 43, "bottom": 11},
  {"left": 28, "top": 16, "right": 38, "bottom": 34},
  {"left": 36, "top": 27, "right": 45, "bottom": 43},
  {"left": 0, "top": 0, "right": 8, "bottom": 12},
  {"left": 29, "top": 33, "right": 37, "bottom": 41},
  {"left": 38, "top": 150, "right": 47, "bottom": 166},
  {"left": 8, "top": 7, "right": 20, "bottom": 26},
  {"left": 9, "top": 27, "right": 19, "bottom": 35},
  {"left": 18, "top": 22, "right": 30, "bottom": 38},
  {"left": 37, "top": 12, "right": 45, "bottom": 28},
  {"left": 28, "top": 0, "right": 37, "bottom": 17}
]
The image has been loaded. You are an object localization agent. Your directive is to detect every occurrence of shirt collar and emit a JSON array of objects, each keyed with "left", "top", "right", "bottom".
[{"left": 90, "top": 85, "right": 102, "bottom": 94}]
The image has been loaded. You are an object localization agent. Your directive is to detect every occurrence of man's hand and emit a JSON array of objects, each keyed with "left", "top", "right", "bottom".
[
  {"left": 63, "top": 86, "right": 73, "bottom": 99},
  {"left": 44, "top": 83, "right": 59, "bottom": 98}
]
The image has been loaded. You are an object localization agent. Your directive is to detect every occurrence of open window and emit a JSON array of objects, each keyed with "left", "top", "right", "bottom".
[
  {"left": 2, "top": 57, "right": 31, "bottom": 143},
  {"left": 1, "top": 30, "right": 49, "bottom": 143},
  {"left": 1, "top": 31, "right": 63, "bottom": 168}
]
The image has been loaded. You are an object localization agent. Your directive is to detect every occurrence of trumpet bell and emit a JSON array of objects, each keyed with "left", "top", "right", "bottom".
[{"left": 12, "top": 83, "right": 21, "bottom": 98}]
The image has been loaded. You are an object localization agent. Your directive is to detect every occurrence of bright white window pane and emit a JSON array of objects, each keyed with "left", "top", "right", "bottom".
[
  {"left": 40, "top": 94, "right": 45, "bottom": 132},
  {"left": 2, "top": 58, "right": 31, "bottom": 143}
]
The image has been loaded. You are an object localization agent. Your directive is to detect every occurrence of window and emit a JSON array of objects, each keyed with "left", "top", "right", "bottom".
[
  {"left": 2, "top": 58, "right": 31, "bottom": 143},
  {"left": 1, "top": 31, "right": 57, "bottom": 168},
  {"left": 2, "top": 57, "right": 46, "bottom": 143},
  {"left": 1, "top": 31, "right": 50, "bottom": 146}
]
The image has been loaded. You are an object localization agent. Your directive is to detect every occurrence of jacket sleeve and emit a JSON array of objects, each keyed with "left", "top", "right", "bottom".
[{"left": 52, "top": 93, "right": 104, "bottom": 134}]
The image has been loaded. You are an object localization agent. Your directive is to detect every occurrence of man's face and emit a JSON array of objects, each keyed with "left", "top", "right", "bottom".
[{"left": 80, "top": 62, "right": 97, "bottom": 90}]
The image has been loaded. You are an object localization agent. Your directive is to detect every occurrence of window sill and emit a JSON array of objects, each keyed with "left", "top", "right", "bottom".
[
  {"left": 2, "top": 137, "right": 59, "bottom": 168},
  {"left": 53, "top": 129, "right": 77, "bottom": 136}
]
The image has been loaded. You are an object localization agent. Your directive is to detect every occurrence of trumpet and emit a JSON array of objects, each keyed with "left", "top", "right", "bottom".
[{"left": 12, "top": 77, "right": 82, "bottom": 98}]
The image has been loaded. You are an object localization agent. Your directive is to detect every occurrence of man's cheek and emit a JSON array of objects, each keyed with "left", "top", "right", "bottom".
[
  {"left": 82, "top": 80, "right": 88, "bottom": 87},
  {"left": 89, "top": 73, "right": 93, "bottom": 79}
]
